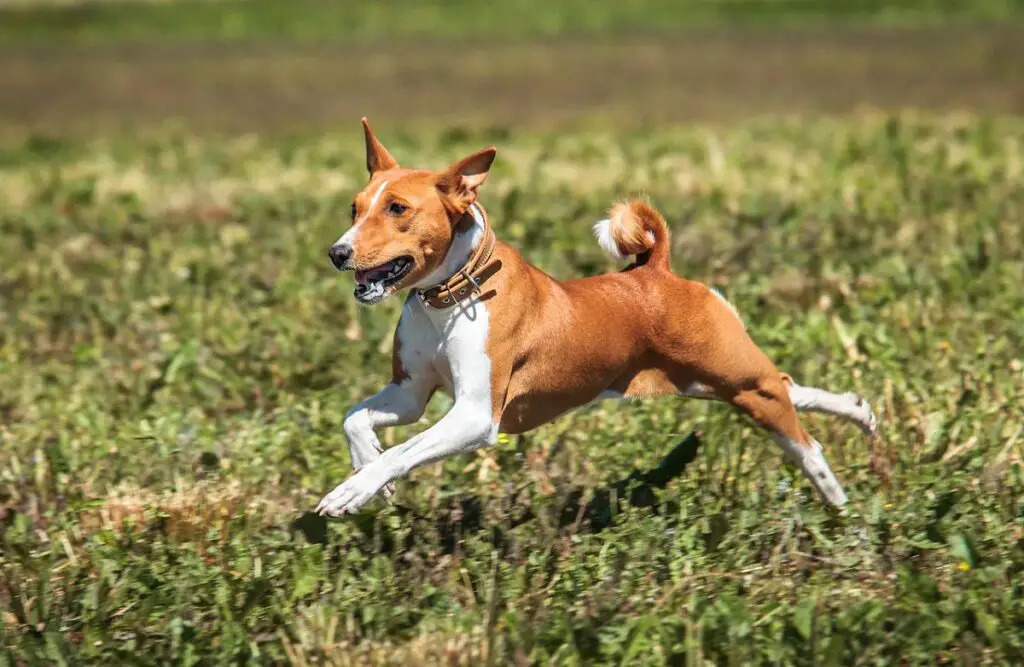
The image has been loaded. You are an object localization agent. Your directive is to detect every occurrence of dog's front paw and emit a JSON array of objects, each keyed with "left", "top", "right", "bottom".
[
  {"left": 315, "top": 468, "right": 391, "bottom": 517},
  {"left": 351, "top": 463, "right": 396, "bottom": 499}
]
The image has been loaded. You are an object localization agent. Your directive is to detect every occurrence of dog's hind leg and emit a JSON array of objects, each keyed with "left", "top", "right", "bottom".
[
  {"left": 729, "top": 376, "right": 849, "bottom": 507},
  {"left": 782, "top": 374, "right": 877, "bottom": 438}
]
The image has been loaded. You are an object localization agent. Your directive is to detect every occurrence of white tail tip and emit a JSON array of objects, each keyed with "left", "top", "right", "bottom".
[{"left": 592, "top": 218, "right": 626, "bottom": 260}]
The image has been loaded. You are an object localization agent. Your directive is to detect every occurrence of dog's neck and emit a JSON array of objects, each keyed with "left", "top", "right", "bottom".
[{"left": 413, "top": 203, "right": 487, "bottom": 290}]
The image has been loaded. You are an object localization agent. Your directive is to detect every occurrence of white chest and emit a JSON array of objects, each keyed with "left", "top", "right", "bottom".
[{"left": 400, "top": 296, "right": 493, "bottom": 406}]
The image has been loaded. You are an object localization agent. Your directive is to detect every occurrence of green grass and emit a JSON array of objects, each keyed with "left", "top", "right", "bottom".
[
  {"left": 1, "top": 113, "right": 1023, "bottom": 664},
  {"left": 3, "top": 0, "right": 1024, "bottom": 44}
]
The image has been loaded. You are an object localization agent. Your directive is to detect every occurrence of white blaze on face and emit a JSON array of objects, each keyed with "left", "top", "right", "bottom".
[
  {"left": 335, "top": 179, "right": 390, "bottom": 250},
  {"left": 366, "top": 179, "right": 390, "bottom": 214}
]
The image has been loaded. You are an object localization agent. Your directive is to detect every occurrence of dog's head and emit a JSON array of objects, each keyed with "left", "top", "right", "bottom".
[{"left": 328, "top": 118, "right": 496, "bottom": 305}]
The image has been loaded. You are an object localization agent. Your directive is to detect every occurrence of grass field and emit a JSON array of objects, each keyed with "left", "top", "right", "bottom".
[
  {"left": 3, "top": 113, "right": 1023, "bottom": 665},
  {"left": 2, "top": 1, "right": 1024, "bottom": 665}
]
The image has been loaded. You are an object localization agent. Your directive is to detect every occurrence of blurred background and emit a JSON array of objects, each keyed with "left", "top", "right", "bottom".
[{"left": 2, "top": 0, "right": 1023, "bottom": 139}]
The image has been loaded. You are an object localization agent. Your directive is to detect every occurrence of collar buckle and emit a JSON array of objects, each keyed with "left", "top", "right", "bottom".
[{"left": 461, "top": 269, "right": 482, "bottom": 293}]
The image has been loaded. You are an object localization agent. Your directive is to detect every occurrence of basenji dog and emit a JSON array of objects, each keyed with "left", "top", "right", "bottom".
[{"left": 315, "top": 118, "right": 877, "bottom": 517}]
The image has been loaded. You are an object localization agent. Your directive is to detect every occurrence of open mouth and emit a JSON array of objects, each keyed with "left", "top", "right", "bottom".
[{"left": 353, "top": 256, "right": 414, "bottom": 304}]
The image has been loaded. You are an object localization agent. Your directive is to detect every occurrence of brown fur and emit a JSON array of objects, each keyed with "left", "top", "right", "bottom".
[
  {"left": 482, "top": 229, "right": 808, "bottom": 447},
  {"left": 343, "top": 119, "right": 496, "bottom": 295}
]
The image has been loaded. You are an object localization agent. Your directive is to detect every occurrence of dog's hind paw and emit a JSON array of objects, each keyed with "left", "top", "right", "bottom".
[{"left": 847, "top": 392, "right": 878, "bottom": 438}]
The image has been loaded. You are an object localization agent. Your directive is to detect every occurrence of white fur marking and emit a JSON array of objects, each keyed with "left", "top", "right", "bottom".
[
  {"left": 771, "top": 434, "right": 848, "bottom": 506},
  {"left": 467, "top": 202, "right": 485, "bottom": 226},
  {"left": 788, "top": 383, "right": 877, "bottom": 436},
  {"left": 592, "top": 219, "right": 626, "bottom": 260},
  {"left": 367, "top": 179, "right": 389, "bottom": 214},
  {"left": 591, "top": 219, "right": 656, "bottom": 260},
  {"left": 316, "top": 294, "right": 496, "bottom": 515},
  {"left": 334, "top": 225, "right": 359, "bottom": 250},
  {"left": 334, "top": 179, "right": 390, "bottom": 251}
]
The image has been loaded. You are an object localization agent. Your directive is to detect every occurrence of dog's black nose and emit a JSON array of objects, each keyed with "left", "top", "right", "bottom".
[{"left": 328, "top": 243, "right": 353, "bottom": 270}]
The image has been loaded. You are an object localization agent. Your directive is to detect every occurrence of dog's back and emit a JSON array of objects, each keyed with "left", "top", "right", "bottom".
[{"left": 488, "top": 200, "right": 770, "bottom": 432}]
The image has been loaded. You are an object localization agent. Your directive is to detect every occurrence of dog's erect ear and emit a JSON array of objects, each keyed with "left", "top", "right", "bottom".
[
  {"left": 362, "top": 117, "right": 399, "bottom": 175},
  {"left": 436, "top": 147, "right": 497, "bottom": 213}
]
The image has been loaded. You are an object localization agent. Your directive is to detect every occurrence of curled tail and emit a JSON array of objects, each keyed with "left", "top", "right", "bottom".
[{"left": 592, "top": 199, "right": 671, "bottom": 270}]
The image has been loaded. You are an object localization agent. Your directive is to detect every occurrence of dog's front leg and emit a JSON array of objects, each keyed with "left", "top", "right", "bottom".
[
  {"left": 344, "top": 382, "right": 433, "bottom": 471},
  {"left": 316, "top": 403, "right": 496, "bottom": 516},
  {"left": 341, "top": 380, "right": 434, "bottom": 500}
]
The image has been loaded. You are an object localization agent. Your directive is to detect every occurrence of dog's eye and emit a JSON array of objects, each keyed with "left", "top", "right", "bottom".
[{"left": 388, "top": 202, "right": 407, "bottom": 216}]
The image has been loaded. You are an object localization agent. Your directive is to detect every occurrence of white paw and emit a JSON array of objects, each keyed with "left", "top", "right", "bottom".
[
  {"left": 315, "top": 467, "right": 390, "bottom": 517},
  {"left": 349, "top": 443, "right": 395, "bottom": 497}
]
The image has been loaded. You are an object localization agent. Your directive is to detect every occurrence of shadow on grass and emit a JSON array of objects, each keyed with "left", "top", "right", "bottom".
[{"left": 293, "top": 431, "right": 702, "bottom": 553}]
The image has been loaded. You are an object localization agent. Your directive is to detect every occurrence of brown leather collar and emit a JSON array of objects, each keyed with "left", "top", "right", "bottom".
[{"left": 417, "top": 204, "right": 502, "bottom": 309}]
